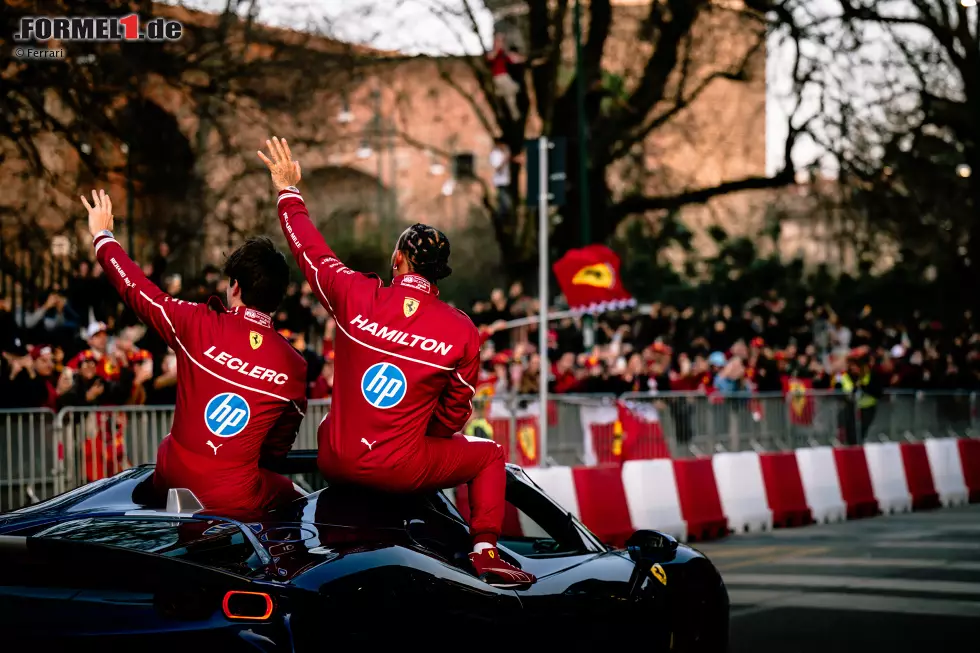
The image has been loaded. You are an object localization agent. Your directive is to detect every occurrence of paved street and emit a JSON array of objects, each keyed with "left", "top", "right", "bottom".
[{"left": 696, "top": 504, "right": 980, "bottom": 653}]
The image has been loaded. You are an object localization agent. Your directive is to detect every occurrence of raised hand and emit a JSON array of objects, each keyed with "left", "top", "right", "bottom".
[
  {"left": 257, "top": 136, "right": 302, "bottom": 191},
  {"left": 80, "top": 189, "right": 114, "bottom": 238}
]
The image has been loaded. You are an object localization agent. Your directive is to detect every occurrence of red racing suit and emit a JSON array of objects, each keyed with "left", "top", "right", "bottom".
[
  {"left": 277, "top": 187, "right": 505, "bottom": 543},
  {"left": 93, "top": 231, "right": 308, "bottom": 516}
]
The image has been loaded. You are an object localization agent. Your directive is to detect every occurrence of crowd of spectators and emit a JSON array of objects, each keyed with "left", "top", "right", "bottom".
[
  {"left": 2, "top": 250, "right": 979, "bottom": 414},
  {"left": 470, "top": 284, "right": 980, "bottom": 399},
  {"left": 0, "top": 246, "right": 336, "bottom": 412}
]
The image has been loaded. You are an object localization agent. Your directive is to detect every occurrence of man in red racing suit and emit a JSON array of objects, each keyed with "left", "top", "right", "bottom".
[
  {"left": 259, "top": 136, "right": 534, "bottom": 587},
  {"left": 81, "top": 189, "right": 307, "bottom": 518}
]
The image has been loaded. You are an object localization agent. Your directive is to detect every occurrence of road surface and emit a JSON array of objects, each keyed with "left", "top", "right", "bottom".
[{"left": 696, "top": 504, "right": 980, "bottom": 653}]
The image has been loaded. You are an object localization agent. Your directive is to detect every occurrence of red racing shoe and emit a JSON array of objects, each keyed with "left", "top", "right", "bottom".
[{"left": 469, "top": 548, "right": 536, "bottom": 587}]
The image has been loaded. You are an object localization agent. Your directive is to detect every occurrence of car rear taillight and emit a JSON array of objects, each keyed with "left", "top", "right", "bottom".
[{"left": 222, "top": 590, "right": 274, "bottom": 621}]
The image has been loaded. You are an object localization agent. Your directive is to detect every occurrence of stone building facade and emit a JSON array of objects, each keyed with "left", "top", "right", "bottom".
[{"left": 1, "top": 0, "right": 773, "bottom": 273}]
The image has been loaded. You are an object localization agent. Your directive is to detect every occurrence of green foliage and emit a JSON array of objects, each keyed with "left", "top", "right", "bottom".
[{"left": 610, "top": 215, "right": 691, "bottom": 304}]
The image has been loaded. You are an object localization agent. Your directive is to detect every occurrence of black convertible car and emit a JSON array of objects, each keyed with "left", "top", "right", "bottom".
[{"left": 0, "top": 453, "right": 728, "bottom": 651}]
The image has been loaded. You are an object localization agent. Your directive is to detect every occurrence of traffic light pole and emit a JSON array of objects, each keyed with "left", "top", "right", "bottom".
[{"left": 537, "top": 135, "right": 550, "bottom": 466}]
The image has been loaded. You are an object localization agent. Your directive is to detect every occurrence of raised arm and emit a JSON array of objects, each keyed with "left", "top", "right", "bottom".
[
  {"left": 258, "top": 137, "right": 375, "bottom": 316},
  {"left": 82, "top": 190, "right": 194, "bottom": 350}
]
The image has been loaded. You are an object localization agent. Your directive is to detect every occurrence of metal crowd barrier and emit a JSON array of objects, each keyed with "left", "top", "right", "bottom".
[
  {"left": 300, "top": 399, "right": 331, "bottom": 450},
  {"left": 867, "top": 390, "right": 975, "bottom": 441},
  {"left": 0, "top": 409, "right": 59, "bottom": 513},
  {"left": 57, "top": 405, "right": 175, "bottom": 495},
  {"left": 1, "top": 389, "right": 978, "bottom": 512}
]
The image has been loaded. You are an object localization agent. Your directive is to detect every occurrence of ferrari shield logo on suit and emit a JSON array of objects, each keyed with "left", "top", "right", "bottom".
[
  {"left": 403, "top": 297, "right": 420, "bottom": 318},
  {"left": 250, "top": 331, "right": 263, "bottom": 349}
]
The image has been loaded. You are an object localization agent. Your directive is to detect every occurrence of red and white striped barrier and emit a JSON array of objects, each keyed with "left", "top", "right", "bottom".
[
  {"left": 864, "top": 442, "right": 912, "bottom": 515},
  {"left": 900, "top": 442, "right": 941, "bottom": 510},
  {"left": 448, "top": 438, "right": 975, "bottom": 547},
  {"left": 712, "top": 451, "right": 773, "bottom": 534},
  {"left": 925, "top": 438, "right": 968, "bottom": 507},
  {"left": 621, "top": 459, "right": 687, "bottom": 541},
  {"left": 759, "top": 451, "right": 813, "bottom": 528},
  {"left": 833, "top": 445, "right": 880, "bottom": 519},
  {"left": 795, "top": 446, "right": 847, "bottom": 524},
  {"left": 958, "top": 439, "right": 980, "bottom": 502},
  {"left": 449, "top": 438, "right": 968, "bottom": 546}
]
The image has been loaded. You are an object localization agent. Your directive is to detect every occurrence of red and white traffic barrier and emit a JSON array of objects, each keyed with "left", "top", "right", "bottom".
[
  {"left": 863, "top": 442, "right": 913, "bottom": 515},
  {"left": 712, "top": 451, "right": 773, "bottom": 534},
  {"left": 448, "top": 438, "right": 976, "bottom": 548},
  {"left": 673, "top": 458, "right": 729, "bottom": 542},
  {"left": 760, "top": 451, "right": 813, "bottom": 528},
  {"left": 621, "top": 459, "right": 687, "bottom": 541},
  {"left": 795, "top": 446, "right": 847, "bottom": 524},
  {"left": 900, "top": 442, "right": 941, "bottom": 511},
  {"left": 833, "top": 445, "right": 880, "bottom": 519},
  {"left": 958, "top": 439, "right": 980, "bottom": 502},
  {"left": 924, "top": 438, "right": 968, "bottom": 507}
]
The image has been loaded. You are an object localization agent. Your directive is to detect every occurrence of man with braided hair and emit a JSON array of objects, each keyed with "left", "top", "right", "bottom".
[{"left": 260, "top": 137, "right": 535, "bottom": 587}]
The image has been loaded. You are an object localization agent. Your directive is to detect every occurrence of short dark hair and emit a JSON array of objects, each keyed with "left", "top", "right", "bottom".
[{"left": 223, "top": 237, "right": 290, "bottom": 314}]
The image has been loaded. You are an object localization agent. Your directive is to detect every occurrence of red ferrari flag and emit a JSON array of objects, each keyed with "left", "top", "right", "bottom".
[
  {"left": 781, "top": 376, "right": 815, "bottom": 426},
  {"left": 553, "top": 245, "right": 635, "bottom": 313}
]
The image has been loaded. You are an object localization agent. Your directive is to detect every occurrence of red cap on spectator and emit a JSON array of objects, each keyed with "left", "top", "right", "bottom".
[
  {"left": 492, "top": 353, "right": 509, "bottom": 366},
  {"left": 30, "top": 345, "right": 52, "bottom": 360},
  {"left": 751, "top": 337, "right": 765, "bottom": 348}
]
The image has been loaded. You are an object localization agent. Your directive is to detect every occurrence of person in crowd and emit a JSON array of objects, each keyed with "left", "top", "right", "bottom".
[
  {"left": 487, "top": 32, "right": 524, "bottom": 120},
  {"left": 27, "top": 345, "right": 60, "bottom": 411},
  {"left": 489, "top": 138, "right": 515, "bottom": 220},
  {"left": 146, "top": 349, "right": 178, "bottom": 406},
  {"left": 308, "top": 350, "right": 334, "bottom": 400},
  {"left": 279, "top": 328, "right": 324, "bottom": 396},
  {"left": 67, "top": 322, "right": 113, "bottom": 379},
  {"left": 58, "top": 349, "right": 134, "bottom": 408},
  {"left": 23, "top": 289, "right": 83, "bottom": 349}
]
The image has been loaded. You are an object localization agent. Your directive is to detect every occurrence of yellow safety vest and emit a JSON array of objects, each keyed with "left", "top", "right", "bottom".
[
  {"left": 836, "top": 373, "right": 854, "bottom": 393},
  {"left": 857, "top": 373, "right": 877, "bottom": 409}
]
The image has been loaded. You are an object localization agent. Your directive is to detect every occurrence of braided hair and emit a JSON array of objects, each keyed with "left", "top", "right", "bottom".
[{"left": 396, "top": 223, "right": 452, "bottom": 282}]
